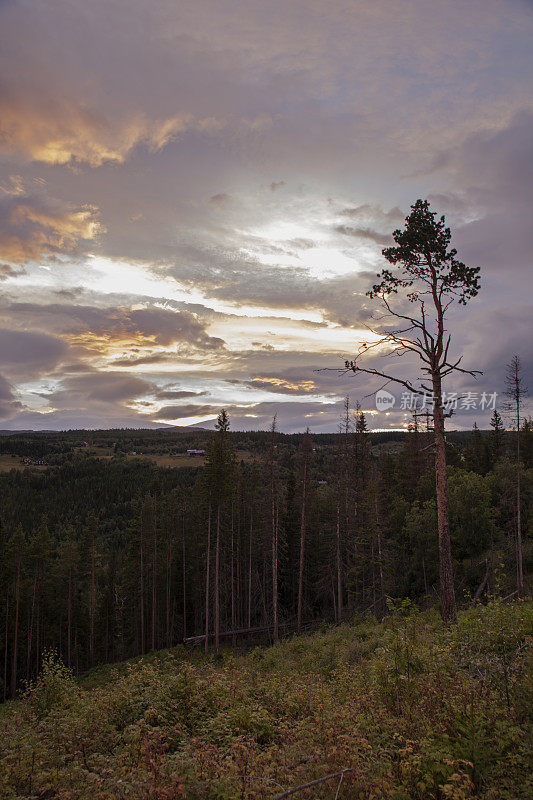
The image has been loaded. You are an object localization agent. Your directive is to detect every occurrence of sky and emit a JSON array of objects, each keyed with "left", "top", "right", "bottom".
[{"left": 0, "top": 0, "right": 531, "bottom": 432}]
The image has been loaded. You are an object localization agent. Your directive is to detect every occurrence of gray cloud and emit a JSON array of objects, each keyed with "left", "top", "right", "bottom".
[
  {"left": 153, "top": 403, "right": 218, "bottom": 420},
  {"left": 0, "top": 263, "right": 26, "bottom": 280},
  {"left": 209, "top": 193, "right": 231, "bottom": 206},
  {"left": 156, "top": 389, "right": 206, "bottom": 399},
  {"left": 2, "top": 301, "right": 225, "bottom": 351},
  {"left": 47, "top": 372, "right": 153, "bottom": 406},
  {"left": 335, "top": 225, "right": 392, "bottom": 245},
  {"left": 0, "top": 328, "right": 69, "bottom": 378},
  {"left": 0, "top": 374, "right": 22, "bottom": 420}
]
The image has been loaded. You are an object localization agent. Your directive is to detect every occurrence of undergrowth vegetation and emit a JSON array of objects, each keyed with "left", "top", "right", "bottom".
[{"left": 0, "top": 599, "right": 531, "bottom": 799}]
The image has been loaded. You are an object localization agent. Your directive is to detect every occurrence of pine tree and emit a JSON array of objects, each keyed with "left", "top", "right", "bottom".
[
  {"left": 297, "top": 430, "right": 312, "bottom": 632},
  {"left": 346, "top": 199, "right": 482, "bottom": 624},
  {"left": 204, "top": 409, "right": 235, "bottom": 651},
  {"left": 489, "top": 409, "right": 505, "bottom": 465}
]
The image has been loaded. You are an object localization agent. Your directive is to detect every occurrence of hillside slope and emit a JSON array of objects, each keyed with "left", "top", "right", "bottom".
[{"left": 0, "top": 600, "right": 531, "bottom": 800}]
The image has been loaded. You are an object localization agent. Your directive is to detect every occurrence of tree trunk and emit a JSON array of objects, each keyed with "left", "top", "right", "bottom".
[
  {"left": 516, "top": 401, "right": 523, "bottom": 597},
  {"left": 204, "top": 506, "right": 211, "bottom": 654},
  {"left": 166, "top": 520, "right": 171, "bottom": 648},
  {"left": 182, "top": 509, "right": 187, "bottom": 641},
  {"left": 272, "top": 495, "right": 278, "bottom": 643},
  {"left": 152, "top": 498, "right": 157, "bottom": 651},
  {"left": 432, "top": 374, "right": 457, "bottom": 625},
  {"left": 374, "top": 484, "right": 385, "bottom": 615},
  {"left": 140, "top": 508, "right": 145, "bottom": 654},
  {"left": 90, "top": 532, "right": 95, "bottom": 665},
  {"left": 231, "top": 504, "right": 236, "bottom": 647},
  {"left": 3, "top": 591, "right": 9, "bottom": 702},
  {"left": 335, "top": 502, "right": 342, "bottom": 623},
  {"left": 27, "top": 572, "right": 37, "bottom": 681},
  {"left": 297, "top": 452, "right": 308, "bottom": 633},
  {"left": 270, "top": 419, "right": 279, "bottom": 643},
  {"left": 247, "top": 510, "right": 253, "bottom": 629},
  {"left": 10, "top": 556, "right": 20, "bottom": 697},
  {"left": 215, "top": 504, "right": 220, "bottom": 653},
  {"left": 67, "top": 563, "right": 72, "bottom": 667}
]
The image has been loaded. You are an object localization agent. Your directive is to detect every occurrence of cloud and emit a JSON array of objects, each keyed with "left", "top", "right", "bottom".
[
  {"left": 246, "top": 376, "right": 320, "bottom": 395},
  {"left": 111, "top": 353, "right": 172, "bottom": 367},
  {"left": 0, "top": 328, "right": 69, "bottom": 377},
  {"left": 156, "top": 389, "right": 206, "bottom": 399},
  {"left": 47, "top": 372, "right": 153, "bottom": 405},
  {"left": 0, "top": 90, "right": 201, "bottom": 167},
  {"left": 429, "top": 111, "right": 533, "bottom": 283},
  {"left": 0, "top": 374, "right": 22, "bottom": 420},
  {"left": 0, "top": 0, "right": 530, "bottom": 431},
  {"left": 2, "top": 302, "right": 225, "bottom": 353},
  {"left": 0, "top": 194, "right": 103, "bottom": 264},
  {"left": 0, "top": 263, "right": 25, "bottom": 280},
  {"left": 152, "top": 403, "right": 218, "bottom": 420},
  {"left": 209, "top": 193, "right": 230, "bottom": 206},
  {"left": 205, "top": 400, "right": 343, "bottom": 433},
  {"left": 335, "top": 225, "right": 392, "bottom": 245}
]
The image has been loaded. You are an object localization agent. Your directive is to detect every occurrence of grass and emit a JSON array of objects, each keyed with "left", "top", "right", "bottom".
[{"left": 0, "top": 599, "right": 531, "bottom": 799}]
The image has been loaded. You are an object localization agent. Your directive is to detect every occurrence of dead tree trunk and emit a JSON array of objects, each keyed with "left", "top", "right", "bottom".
[
  {"left": 270, "top": 418, "right": 279, "bottom": 643},
  {"left": 182, "top": 508, "right": 187, "bottom": 641},
  {"left": 297, "top": 438, "right": 310, "bottom": 633},
  {"left": 335, "top": 502, "right": 342, "bottom": 623},
  {"left": 247, "top": 510, "right": 253, "bottom": 629},
  {"left": 90, "top": 531, "right": 95, "bottom": 665},
  {"left": 10, "top": 555, "right": 20, "bottom": 697},
  {"left": 215, "top": 504, "right": 220, "bottom": 653},
  {"left": 140, "top": 507, "right": 145, "bottom": 654},
  {"left": 152, "top": 497, "right": 157, "bottom": 651},
  {"left": 204, "top": 506, "right": 211, "bottom": 654}
]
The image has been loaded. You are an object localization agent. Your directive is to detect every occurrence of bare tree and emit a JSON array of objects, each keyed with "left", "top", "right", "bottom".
[
  {"left": 504, "top": 354, "right": 528, "bottom": 597},
  {"left": 10, "top": 525, "right": 24, "bottom": 697},
  {"left": 269, "top": 415, "right": 279, "bottom": 642},
  {"left": 204, "top": 505, "right": 211, "bottom": 654},
  {"left": 297, "top": 429, "right": 312, "bottom": 632},
  {"left": 345, "top": 199, "right": 481, "bottom": 624}
]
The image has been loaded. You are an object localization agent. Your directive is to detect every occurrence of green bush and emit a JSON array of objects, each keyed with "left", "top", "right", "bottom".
[{"left": 0, "top": 601, "right": 531, "bottom": 799}]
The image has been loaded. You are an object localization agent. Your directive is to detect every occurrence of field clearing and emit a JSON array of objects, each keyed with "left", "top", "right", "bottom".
[
  {"left": 123, "top": 449, "right": 256, "bottom": 468},
  {"left": 0, "top": 454, "right": 49, "bottom": 472}
]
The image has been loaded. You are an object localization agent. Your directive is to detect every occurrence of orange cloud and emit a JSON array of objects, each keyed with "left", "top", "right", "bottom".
[
  {"left": 0, "top": 92, "right": 196, "bottom": 167},
  {"left": 251, "top": 376, "right": 318, "bottom": 393},
  {"left": 0, "top": 195, "right": 103, "bottom": 264}
]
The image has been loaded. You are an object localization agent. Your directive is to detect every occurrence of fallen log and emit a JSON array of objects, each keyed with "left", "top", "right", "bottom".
[
  {"left": 183, "top": 619, "right": 316, "bottom": 645},
  {"left": 270, "top": 768, "right": 352, "bottom": 800}
]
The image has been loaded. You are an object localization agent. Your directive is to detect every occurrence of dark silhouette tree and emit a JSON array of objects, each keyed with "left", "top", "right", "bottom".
[
  {"left": 204, "top": 409, "right": 235, "bottom": 651},
  {"left": 346, "top": 199, "right": 481, "bottom": 624},
  {"left": 489, "top": 408, "right": 505, "bottom": 465}
]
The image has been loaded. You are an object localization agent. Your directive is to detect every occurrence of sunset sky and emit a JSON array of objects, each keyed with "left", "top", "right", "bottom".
[{"left": 0, "top": 0, "right": 531, "bottom": 432}]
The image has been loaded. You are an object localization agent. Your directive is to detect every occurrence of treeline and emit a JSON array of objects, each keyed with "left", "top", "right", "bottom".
[{"left": 0, "top": 410, "right": 531, "bottom": 697}]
